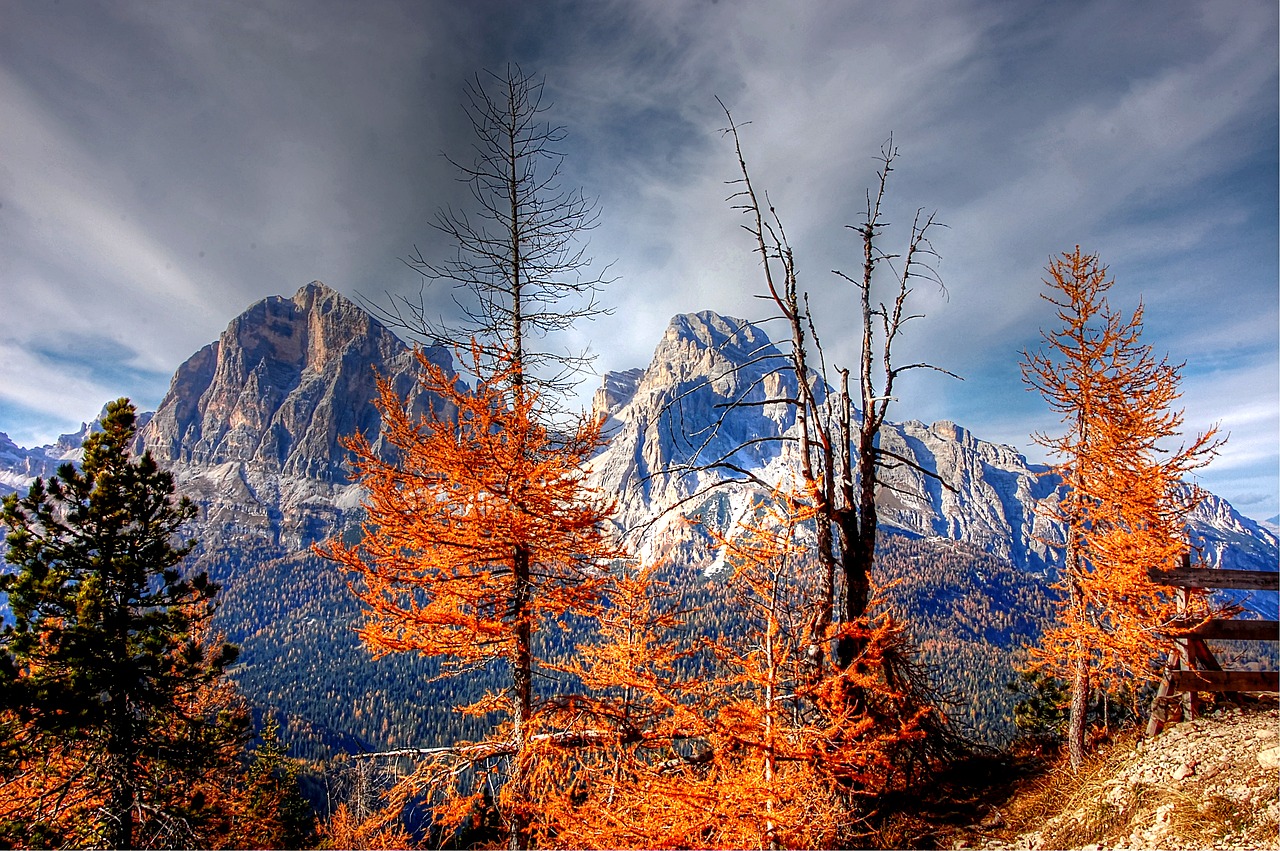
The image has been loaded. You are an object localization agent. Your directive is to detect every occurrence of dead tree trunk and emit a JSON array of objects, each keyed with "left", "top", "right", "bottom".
[{"left": 721, "top": 106, "right": 956, "bottom": 673}]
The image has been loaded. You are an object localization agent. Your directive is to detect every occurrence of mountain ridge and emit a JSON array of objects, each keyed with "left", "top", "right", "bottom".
[
  {"left": 588, "top": 309, "right": 1277, "bottom": 579},
  {"left": 1, "top": 288, "right": 1274, "bottom": 754},
  {"left": 4, "top": 300, "right": 1273, "bottom": 575}
]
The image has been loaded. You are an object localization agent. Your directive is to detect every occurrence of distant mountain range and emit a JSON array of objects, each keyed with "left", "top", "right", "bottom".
[
  {"left": 586, "top": 310, "right": 1277, "bottom": 584},
  {"left": 2, "top": 283, "right": 1275, "bottom": 751}
]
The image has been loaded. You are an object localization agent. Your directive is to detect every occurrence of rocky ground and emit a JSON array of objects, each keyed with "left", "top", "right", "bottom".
[{"left": 955, "top": 703, "right": 1280, "bottom": 850}]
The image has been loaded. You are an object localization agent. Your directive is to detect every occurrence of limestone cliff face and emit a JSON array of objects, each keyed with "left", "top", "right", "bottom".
[
  {"left": 143, "top": 282, "right": 437, "bottom": 479},
  {"left": 586, "top": 312, "right": 808, "bottom": 571},
  {"left": 586, "top": 310, "right": 1061, "bottom": 573},
  {"left": 587, "top": 311, "right": 1278, "bottom": 580},
  {"left": 139, "top": 281, "right": 450, "bottom": 548}
]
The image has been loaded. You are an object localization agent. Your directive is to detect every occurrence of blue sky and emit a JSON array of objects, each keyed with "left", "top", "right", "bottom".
[{"left": 1, "top": 0, "right": 1276, "bottom": 521}]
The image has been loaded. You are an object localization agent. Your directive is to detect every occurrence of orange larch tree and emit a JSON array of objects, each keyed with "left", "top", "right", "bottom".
[
  {"left": 519, "top": 563, "right": 703, "bottom": 848},
  {"left": 692, "top": 495, "right": 931, "bottom": 849},
  {"left": 315, "top": 800, "right": 413, "bottom": 850},
  {"left": 521, "top": 495, "right": 929, "bottom": 849},
  {"left": 316, "top": 346, "right": 619, "bottom": 847},
  {"left": 319, "top": 64, "right": 618, "bottom": 849},
  {"left": 1022, "top": 247, "right": 1222, "bottom": 770}
]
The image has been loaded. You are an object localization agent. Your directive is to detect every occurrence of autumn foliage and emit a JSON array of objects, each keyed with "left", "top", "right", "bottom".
[
  {"left": 518, "top": 495, "right": 934, "bottom": 848},
  {"left": 317, "top": 346, "right": 613, "bottom": 671},
  {"left": 1022, "top": 247, "right": 1221, "bottom": 768},
  {"left": 316, "top": 344, "right": 619, "bottom": 845},
  {"left": 0, "top": 601, "right": 312, "bottom": 849},
  {"left": 315, "top": 338, "right": 946, "bottom": 848},
  {"left": 316, "top": 801, "right": 413, "bottom": 850}
]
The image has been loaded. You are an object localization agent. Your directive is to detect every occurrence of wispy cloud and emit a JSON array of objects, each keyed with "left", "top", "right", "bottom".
[{"left": 0, "top": 340, "right": 125, "bottom": 440}]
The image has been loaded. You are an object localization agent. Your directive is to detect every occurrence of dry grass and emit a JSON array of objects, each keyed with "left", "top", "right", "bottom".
[
  {"left": 989, "top": 721, "right": 1279, "bottom": 850},
  {"left": 1165, "top": 789, "right": 1260, "bottom": 847},
  {"left": 991, "top": 733, "right": 1139, "bottom": 848}
]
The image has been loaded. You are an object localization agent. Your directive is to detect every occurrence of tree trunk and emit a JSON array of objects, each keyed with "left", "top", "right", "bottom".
[
  {"left": 105, "top": 593, "right": 136, "bottom": 851},
  {"left": 852, "top": 425, "right": 878, "bottom": 623},
  {"left": 1068, "top": 648, "right": 1089, "bottom": 772},
  {"left": 107, "top": 774, "right": 134, "bottom": 849},
  {"left": 509, "top": 542, "right": 532, "bottom": 850},
  {"left": 106, "top": 722, "right": 135, "bottom": 850},
  {"left": 835, "top": 427, "right": 877, "bottom": 669},
  {"left": 808, "top": 498, "right": 835, "bottom": 665},
  {"left": 764, "top": 591, "right": 778, "bottom": 851},
  {"left": 1064, "top": 529, "right": 1088, "bottom": 772}
]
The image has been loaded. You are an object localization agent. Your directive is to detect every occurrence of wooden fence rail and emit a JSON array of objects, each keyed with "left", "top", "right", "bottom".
[
  {"left": 1148, "top": 566, "right": 1279, "bottom": 591},
  {"left": 1145, "top": 559, "right": 1278, "bottom": 736}
]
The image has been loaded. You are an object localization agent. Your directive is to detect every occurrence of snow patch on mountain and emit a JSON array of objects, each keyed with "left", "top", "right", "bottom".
[
  {"left": 0, "top": 418, "right": 104, "bottom": 497},
  {"left": 587, "top": 311, "right": 1278, "bottom": 581}
]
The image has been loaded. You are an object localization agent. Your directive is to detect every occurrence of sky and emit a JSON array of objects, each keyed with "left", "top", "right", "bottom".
[{"left": 1, "top": 0, "right": 1276, "bottom": 521}]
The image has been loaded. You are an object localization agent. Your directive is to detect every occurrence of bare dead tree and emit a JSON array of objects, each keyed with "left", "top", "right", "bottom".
[
  {"left": 368, "top": 64, "right": 613, "bottom": 415},
  {"left": 834, "top": 136, "right": 962, "bottom": 665},
  {"left": 718, "top": 103, "right": 960, "bottom": 669}
]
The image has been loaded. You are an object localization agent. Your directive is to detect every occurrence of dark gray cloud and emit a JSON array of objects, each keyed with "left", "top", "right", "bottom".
[{"left": 1, "top": 0, "right": 1275, "bottom": 518}]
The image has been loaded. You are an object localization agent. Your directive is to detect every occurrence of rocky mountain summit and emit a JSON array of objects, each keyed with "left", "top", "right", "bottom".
[
  {"left": 136, "top": 281, "right": 451, "bottom": 549},
  {"left": 0, "top": 431, "right": 79, "bottom": 497},
  {"left": 2, "top": 283, "right": 439, "bottom": 536},
  {"left": 588, "top": 311, "right": 1279, "bottom": 581}
]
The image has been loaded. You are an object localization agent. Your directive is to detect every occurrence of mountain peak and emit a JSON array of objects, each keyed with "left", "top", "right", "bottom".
[
  {"left": 592, "top": 368, "right": 646, "bottom": 423},
  {"left": 646, "top": 311, "right": 787, "bottom": 395},
  {"left": 140, "top": 282, "right": 437, "bottom": 485},
  {"left": 664, "top": 311, "right": 771, "bottom": 355},
  {"left": 590, "top": 309, "right": 1279, "bottom": 580},
  {"left": 291, "top": 280, "right": 344, "bottom": 311}
]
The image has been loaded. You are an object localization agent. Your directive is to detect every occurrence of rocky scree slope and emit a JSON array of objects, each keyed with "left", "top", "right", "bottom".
[{"left": 967, "top": 705, "right": 1280, "bottom": 851}]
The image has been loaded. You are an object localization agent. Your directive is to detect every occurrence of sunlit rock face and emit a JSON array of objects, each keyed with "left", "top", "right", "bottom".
[
  {"left": 143, "top": 282, "right": 442, "bottom": 480},
  {"left": 138, "top": 281, "right": 452, "bottom": 549},
  {"left": 585, "top": 309, "right": 1063, "bottom": 574},
  {"left": 586, "top": 311, "right": 1278, "bottom": 580}
]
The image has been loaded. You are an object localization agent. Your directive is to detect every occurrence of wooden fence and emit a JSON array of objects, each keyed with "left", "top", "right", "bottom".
[{"left": 1145, "top": 557, "right": 1279, "bottom": 736}]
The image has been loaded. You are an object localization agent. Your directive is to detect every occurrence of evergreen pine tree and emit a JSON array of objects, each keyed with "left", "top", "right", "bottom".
[
  {"left": 228, "top": 717, "right": 317, "bottom": 849},
  {"left": 0, "top": 398, "right": 247, "bottom": 848}
]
